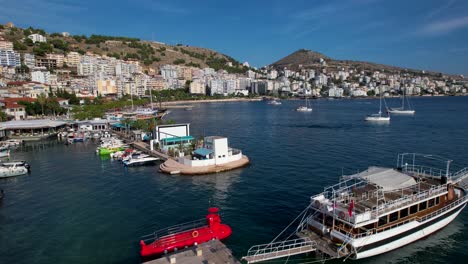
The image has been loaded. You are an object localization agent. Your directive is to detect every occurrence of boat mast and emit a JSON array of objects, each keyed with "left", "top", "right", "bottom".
[
  {"left": 402, "top": 88, "right": 405, "bottom": 110},
  {"left": 378, "top": 87, "right": 382, "bottom": 116}
]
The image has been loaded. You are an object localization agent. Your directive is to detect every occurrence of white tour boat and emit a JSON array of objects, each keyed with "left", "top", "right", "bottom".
[
  {"left": 0, "top": 163, "right": 29, "bottom": 178},
  {"left": 243, "top": 153, "right": 468, "bottom": 263}
]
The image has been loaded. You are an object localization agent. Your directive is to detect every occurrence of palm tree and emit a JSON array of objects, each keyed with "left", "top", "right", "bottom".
[{"left": 36, "top": 94, "right": 47, "bottom": 116}]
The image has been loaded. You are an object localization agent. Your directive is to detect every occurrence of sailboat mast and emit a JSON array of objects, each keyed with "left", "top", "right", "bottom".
[
  {"left": 402, "top": 88, "right": 405, "bottom": 109},
  {"left": 379, "top": 88, "right": 382, "bottom": 116}
]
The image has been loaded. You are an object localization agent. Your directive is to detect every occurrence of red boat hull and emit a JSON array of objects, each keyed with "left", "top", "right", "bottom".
[{"left": 140, "top": 208, "right": 232, "bottom": 258}]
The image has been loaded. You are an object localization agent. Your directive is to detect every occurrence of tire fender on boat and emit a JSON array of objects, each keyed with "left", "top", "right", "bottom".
[{"left": 192, "top": 230, "right": 199, "bottom": 238}]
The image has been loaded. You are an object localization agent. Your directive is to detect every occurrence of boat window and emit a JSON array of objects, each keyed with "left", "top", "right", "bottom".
[
  {"left": 435, "top": 196, "right": 440, "bottom": 205},
  {"left": 428, "top": 199, "right": 435, "bottom": 208},
  {"left": 400, "top": 208, "right": 409, "bottom": 218},
  {"left": 378, "top": 216, "right": 387, "bottom": 226},
  {"left": 410, "top": 205, "right": 418, "bottom": 214},
  {"left": 389, "top": 212, "right": 398, "bottom": 222},
  {"left": 419, "top": 201, "right": 427, "bottom": 211}
]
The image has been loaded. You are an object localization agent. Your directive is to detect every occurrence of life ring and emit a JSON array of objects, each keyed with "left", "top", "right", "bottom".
[
  {"left": 192, "top": 230, "right": 199, "bottom": 238},
  {"left": 339, "top": 211, "right": 346, "bottom": 219}
]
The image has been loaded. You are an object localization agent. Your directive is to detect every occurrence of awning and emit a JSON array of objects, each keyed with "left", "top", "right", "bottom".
[
  {"left": 161, "top": 136, "right": 194, "bottom": 143},
  {"left": 194, "top": 148, "right": 213, "bottom": 156}
]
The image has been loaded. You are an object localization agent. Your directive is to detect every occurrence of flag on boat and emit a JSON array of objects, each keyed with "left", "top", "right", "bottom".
[{"left": 348, "top": 200, "right": 354, "bottom": 217}]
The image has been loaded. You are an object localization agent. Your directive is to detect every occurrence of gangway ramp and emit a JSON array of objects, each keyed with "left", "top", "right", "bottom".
[{"left": 242, "top": 238, "right": 317, "bottom": 263}]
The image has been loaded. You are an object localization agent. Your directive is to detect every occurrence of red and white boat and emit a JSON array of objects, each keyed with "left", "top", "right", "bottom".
[{"left": 140, "top": 207, "right": 232, "bottom": 258}]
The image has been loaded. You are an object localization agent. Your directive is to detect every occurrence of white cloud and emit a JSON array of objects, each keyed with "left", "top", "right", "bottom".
[{"left": 421, "top": 16, "right": 468, "bottom": 35}]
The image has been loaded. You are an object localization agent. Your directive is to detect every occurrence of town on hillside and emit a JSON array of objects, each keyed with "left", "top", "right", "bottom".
[{"left": 1, "top": 22, "right": 467, "bottom": 121}]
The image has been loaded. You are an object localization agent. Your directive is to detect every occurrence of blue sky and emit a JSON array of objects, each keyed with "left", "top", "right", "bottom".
[{"left": 1, "top": 0, "right": 468, "bottom": 75}]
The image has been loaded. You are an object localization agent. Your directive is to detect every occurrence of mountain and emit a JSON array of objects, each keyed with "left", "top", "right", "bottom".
[
  {"left": 0, "top": 24, "right": 247, "bottom": 73},
  {"left": 270, "top": 49, "right": 459, "bottom": 78}
]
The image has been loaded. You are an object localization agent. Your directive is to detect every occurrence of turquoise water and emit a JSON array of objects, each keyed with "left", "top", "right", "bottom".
[{"left": 0, "top": 96, "right": 467, "bottom": 264}]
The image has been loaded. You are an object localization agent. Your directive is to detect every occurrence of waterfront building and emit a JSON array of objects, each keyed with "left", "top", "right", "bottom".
[
  {"left": 328, "top": 87, "right": 344, "bottom": 98},
  {"left": 153, "top": 123, "right": 193, "bottom": 152},
  {"left": 178, "top": 136, "right": 244, "bottom": 167},
  {"left": 0, "top": 50, "right": 20, "bottom": 67},
  {"left": 190, "top": 79, "right": 206, "bottom": 95},
  {"left": 0, "top": 119, "right": 67, "bottom": 141},
  {"left": 28, "top": 34, "right": 47, "bottom": 43},
  {"left": 209, "top": 79, "right": 225, "bottom": 96},
  {"left": 0, "top": 98, "right": 31, "bottom": 120}
]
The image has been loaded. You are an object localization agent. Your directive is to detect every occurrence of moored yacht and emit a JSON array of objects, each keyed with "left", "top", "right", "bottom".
[{"left": 243, "top": 153, "right": 468, "bottom": 263}]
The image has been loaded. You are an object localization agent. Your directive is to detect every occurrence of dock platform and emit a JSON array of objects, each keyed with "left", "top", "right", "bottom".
[
  {"left": 143, "top": 239, "right": 240, "bottom": 264},
  {"left": 160, "top": 156, "right": 250, "bottom": 175}
]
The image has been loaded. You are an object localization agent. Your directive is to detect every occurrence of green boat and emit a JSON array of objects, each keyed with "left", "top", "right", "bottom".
[{"left": 99, "top": 147, "right": 124, "bottom": 155}]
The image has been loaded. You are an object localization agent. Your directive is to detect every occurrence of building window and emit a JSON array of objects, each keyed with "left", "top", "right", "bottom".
[
  {"left": 400, "top": 208, "right": 409, "bottom": 218},
  {"left": 435, "top": 196, "right": 440, "bottom": 205},
  {"left": 410, "top": 205, "right": 418, "bottom": 214},
  {"left": 419, "top": 201, "right": 427, "bottom": 211},
  {"left": 389, "top": 212, "right": 398, "bottom": 222}
]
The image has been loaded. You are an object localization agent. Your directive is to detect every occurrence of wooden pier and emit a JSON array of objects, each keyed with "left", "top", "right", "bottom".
[{"left": 143, "top": 239, "right": 240, "bottom": 264}]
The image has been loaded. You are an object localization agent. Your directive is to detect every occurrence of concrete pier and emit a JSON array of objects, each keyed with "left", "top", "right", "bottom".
[{"left": 143, "top": 239, "right": 240, "bottom": 264}]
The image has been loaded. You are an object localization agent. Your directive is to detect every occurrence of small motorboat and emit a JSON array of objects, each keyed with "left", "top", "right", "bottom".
[
  {"left": 140, "top": 208, "right": 232, "bottom": 258},
  {"left": 268, "top": 100, "right": 282, "bottom": 105},
  {"left": 0, "top": 147, "right": 10, "bottom": 158},
  {"left": 123, "top": 156, "right": 159, "bottom": 166},
  {"left": 0, "top": 164, "right": 28, "bottom": 178},
  {"left": 2, "top": 161, "right": 31, "bottom": 172}
]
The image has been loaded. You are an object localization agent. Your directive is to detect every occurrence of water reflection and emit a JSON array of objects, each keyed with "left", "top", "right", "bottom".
[{"left": 190, "top": 169, "right": 243, "bottom": 205}]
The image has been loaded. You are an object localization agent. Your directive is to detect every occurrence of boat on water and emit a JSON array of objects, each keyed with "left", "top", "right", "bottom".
[
  {"left": 268, "top": 100, "right": 282, "bottom": 105},
  {"left": 0, "top": 163, "right": 29, "bottom": 178},
  {"left": 365, "top": 90, "right": 390, "bottom": 122},
  {"left": 2, "top": 161, "right": 31, "bottom": 172},
  {"left": 123, "top": 156, "right": 159, "bottom": 166},
  {"left": 140, "top": 207, "right": 232, "bottom": 258},
  {"left": 243, "top": 153, "right": 468, "bottom": 263},
  {"left": 296, "top": 97, "right": 313, "bottom": 112},
  {"left": 388, "top": 89, "right": 415, "bottom": 115}
]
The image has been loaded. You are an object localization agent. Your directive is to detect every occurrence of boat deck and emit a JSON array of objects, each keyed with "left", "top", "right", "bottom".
[
  {"left": 143, "top": 239, "right": 240, "bottom": 264},
  {"left": 159, "top": 156, "right": 250, "bottom": 175}
]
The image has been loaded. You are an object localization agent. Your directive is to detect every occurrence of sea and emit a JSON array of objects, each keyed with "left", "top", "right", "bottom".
[{"left": 0, "top": 96, "right": 467, "bottom": 264}]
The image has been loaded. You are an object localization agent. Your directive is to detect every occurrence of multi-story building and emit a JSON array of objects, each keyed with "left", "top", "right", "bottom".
[
  {"left": 328, "top": 87, "right": 344, "bottom": 98},
  {"left": 97, "top": 79, "right": 117, "bottom": 95},
  {"left": 46, "top": 54, "right": 65, "bottom": 67},
  {"left": 209, "top": 79, "right": 224, "bottom": 95},
  {"left": 160, "top": 65, "right": 178, "bottom": 80},
  {"left": 0, "top": 50, "right": 21, "bottom": 67},
  {"left": 147, "top": 76, "right": 166, "bottom": 91},
  {"left": 0, "top": 41, "right": 13, "bottom": 50},
  {"left": 28, "top": 34, "right": 47, "bottom": 43},
  {"left": 268, "top": 70, "right": 278, "bottom": 80},
  {"left": 65, "top": 52, "right": 81, "bottom": 67},
  {"left": 36, "top": 58, "right": 58, "bottom": 68},
  {"left": 190, "top": 79, "right": 206, "bottom": 94},
  {"left": 23, "top": 53, "right": 35, "bottom": 69},
  {"left": 78, "top": 62, "right": 96, "bottom": 76},
  {"left": 31, "top": 71, "right": 51, "bottom": 84}
]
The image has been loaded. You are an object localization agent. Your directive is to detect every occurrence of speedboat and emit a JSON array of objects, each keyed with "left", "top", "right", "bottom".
[
  {"left": 123, "top": 156, "right": 159, "bottom": 166},
  {"left": 269, "top": 100, "right": 282, "bottom": 105},
  {"left": 140, "top": 208, "right": 232, "bottom": 258}
]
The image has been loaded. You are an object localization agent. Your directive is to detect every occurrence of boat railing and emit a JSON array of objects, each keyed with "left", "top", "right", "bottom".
[
  {"left": 373, "top": 184, "right": 447, "bottom": 217},
  {"left": 403, "top": 165, "right": 447, "bottom": 179},
  {"left": 452, "top": 167, "right": 468, "bottom": 183},
  {"left": 141, "top": 218, "right": 207, "bottom": 244},
  {"left": 416, "top": 196, "right": 467, "bottom": 223}
]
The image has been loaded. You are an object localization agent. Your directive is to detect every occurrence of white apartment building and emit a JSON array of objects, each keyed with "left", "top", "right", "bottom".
[
  {"left": 0, "top": 41, "right": 13, "bottom": 50},
  {"left": 0, "top": 50, "right": 21, "bottom": 67},
  {"left": 31, "top": 71, "right": 51, "bottom": 84},
  {"left": 78, "top": 62, "right": 97, "bottom": 76},
  {"left": 209, "top": 79, "right": 225, "bottom": 95},
  {"left": 160, "top": 65, "right": 178, "bottom": 80},
  {"left": 268, "top": 70, "right": 278, "bottom": 80},
  {"left": 28, "top": 34, "right": 47, "bottom": 43},
  {"left": 328, "top": 87, "right": 344, "bottom": 98}
]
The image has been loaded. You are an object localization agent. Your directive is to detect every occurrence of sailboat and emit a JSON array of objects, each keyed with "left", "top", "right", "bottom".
[
  {"left": 387, "top": 88, "right": 415, "bottom": 115},
  {"left": 296, "top": 97, "right": 312, "bottom": 112},
  {"left": 365, "top": 89, "right": 390, "bottom": 122}
]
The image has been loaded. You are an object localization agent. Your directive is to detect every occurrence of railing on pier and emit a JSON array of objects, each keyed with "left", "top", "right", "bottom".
[{"left": 242, "top": 238, "right": 317, "bottom": 264}]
